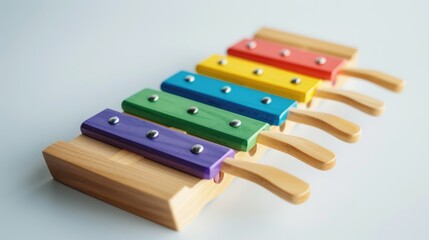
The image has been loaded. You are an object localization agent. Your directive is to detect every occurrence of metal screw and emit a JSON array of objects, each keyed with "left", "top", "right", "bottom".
[
  {"left": 315, "top": 57, "right": 327, "bottom": 65},
  {"left": 280, "top": 49, "right": 291, "bottom": 57},
  {"left": 229, "top": 119, "right": 241, "bottom": 128},
  {"left": 253, "top": 68, "right": 264, "bottom": 76},
  {"left": 148, "top": 94, "right": 159, "bottom": 102},
  {"left": 146, "top": 130, "right": 159, "bottom": 139},
  {"left": 218, "top": 58, "right": 228, "bottom": 66},
  {"left": 291, "top": 78, "right": 301, "bottom": 84},
  {"left": 221, "top": 86, "right": 231, "bottom": 93},
  {"left": 191, "top": 144, "right": 204, "bottom": 154},
  {"left": 187, "top": 106, "right": 199, "bottom": 114},
  {"left": 261, "top": 97, "right": 272, "bottom": 104},
  {"left": 108, "top": 116, "right": 120, "bottom": 125},
  {"left": 184, "top": 75, "right": 195, "bottom": 82},
  {"left": 247, "top": 41, "right": 257, "bottom": 49}
]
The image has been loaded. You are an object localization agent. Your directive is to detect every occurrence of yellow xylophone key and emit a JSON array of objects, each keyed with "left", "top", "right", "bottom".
[{"left": 196, "top": 54, "right": 321, "bottom": 103}]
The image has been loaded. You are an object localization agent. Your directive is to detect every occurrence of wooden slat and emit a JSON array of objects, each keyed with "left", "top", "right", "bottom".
[{"left": 254, "top": 27, "right": 358, "bottom": 60}]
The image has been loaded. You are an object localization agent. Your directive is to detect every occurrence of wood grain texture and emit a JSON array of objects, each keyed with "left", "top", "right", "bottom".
[
  {"left": 288, "top": 108, "right": 361, "bottom": 143},
  {"left": 227, "top": 38, "right": 345, "bottom": 81},
  {"left": 43, "top": 141, "right": 179, "bottom": 228},
  {"left": 196, "top": 54, "right": 321, "bottom": 103},
  {"left": 122, "top": 88, "right": 269, "bottom": 151},
  {"left": 257, "top": 131, "right": 336, "bottom": 170},
  {"left": 314, "top": 88, "right": 385, "bottom": 116},
  {"left": 81, "top": 109, "right": 235, "bottom": 179},
  {"left": 160, "top": 71, "right": 297, "bottom": 126},
  {"left": 254, "top": 27, "right": 358, "bottom": 60},
  {"left": 340, "top": 67, "right": 405, "bottom": 92},
  {"left": 221, "top": 158, "right": 310, "bottom": 204}
]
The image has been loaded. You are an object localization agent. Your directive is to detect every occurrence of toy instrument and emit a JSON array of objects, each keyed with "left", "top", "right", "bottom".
[{"left": 43, "top": 27, "right": 404, "bottom": 230}]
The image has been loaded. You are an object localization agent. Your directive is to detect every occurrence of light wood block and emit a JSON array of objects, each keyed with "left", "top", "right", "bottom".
[{"left": 44, "top": 132, "right": 275, "bottom": 230}]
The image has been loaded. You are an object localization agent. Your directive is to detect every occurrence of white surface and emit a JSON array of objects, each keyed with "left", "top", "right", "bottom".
[{"left": 1, "top": 0, "right": 428, "bottom": 239}]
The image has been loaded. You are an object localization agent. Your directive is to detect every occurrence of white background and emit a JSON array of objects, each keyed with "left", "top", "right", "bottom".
[{"left": 1, "top": 0, "right": 428, "bottom": 239}]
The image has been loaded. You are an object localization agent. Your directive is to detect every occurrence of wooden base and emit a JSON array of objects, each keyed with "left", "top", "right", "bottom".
[
  {"left": 43, "top": 124, "right": 286, "bottom": 230},
  {"left": 43, "top": 30, "right": 358, "bottom": 231}
]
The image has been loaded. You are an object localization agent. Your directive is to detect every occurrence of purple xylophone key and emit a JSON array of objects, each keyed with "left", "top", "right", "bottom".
[{"left": 81, "top": 109, "right": 235, "bottom": 179}]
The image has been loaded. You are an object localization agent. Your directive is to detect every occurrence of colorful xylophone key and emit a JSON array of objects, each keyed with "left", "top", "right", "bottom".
[
  {"left": 160, "top": 71, "right": 361, "bottom": 143},
  {"left": 122, "top": 89, "right": 336, "bottom": 170},
  {"left": 196, "top": 55, "right": 385, "bottom": 116},
  {"left": 81, "top": 109, "right": 310, "bottom": 204},
  {"left": 227, "top": 38, "right": 404, "bottom": 92}
]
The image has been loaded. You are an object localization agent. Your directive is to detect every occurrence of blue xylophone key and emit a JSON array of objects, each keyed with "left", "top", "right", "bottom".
[{"left": 161, "top": 71, "right": 297, "bottom": 126}]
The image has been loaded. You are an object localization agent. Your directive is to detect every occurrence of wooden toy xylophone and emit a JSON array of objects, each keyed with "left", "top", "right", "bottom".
[{"left": 43, "top": 27, "right": 404, "bottom": 230}]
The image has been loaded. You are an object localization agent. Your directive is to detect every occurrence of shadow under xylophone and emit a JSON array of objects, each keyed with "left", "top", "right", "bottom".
[{"left": 43, "top": 27, "right": 404, "bottom": 230}]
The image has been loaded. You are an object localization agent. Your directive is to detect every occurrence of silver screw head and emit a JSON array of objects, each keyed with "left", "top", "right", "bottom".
[
  {"left": 108, "top": 116, "right": 120, "bottom": 125},
  {"left": 247, "top": 41, "right": 257, "bottom": 49},
  {"left": 184, "top": 75, "right": 195, "bottom": 82},
  {"left": 221, "top": 86, "right": 232, "bottom": 93},
  {"left": 291, "top": 78, "right": 301, "bottom": 84},
  {"left": 253, "top": 68, "right": 264, "bottom": 76},
  {"left": 191, "top": 144, "right": 204, "bottom": 154},
  {"left": 315, "top": 57, "right": 327, "bottom": 65},
  {"left": 218, "top": 58, "right": 228, "bottom": 66},
  {"left": 148, "top": 94, "right": 159, "bottom": 102},
  {"left": 261, "top": 97, "right": 272, "bottom": 104},
  {"left": 229, "top": 119, "right": 241, "bottom": 128},
  {"left": 187, "top": 106, "right": 199, "bottom": 114},
  {"left": 280, "top": 49, "right": 291, "bottom": 57},
  {"left": 146, "top": 130, "right": 159, "bottom": 139}
]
